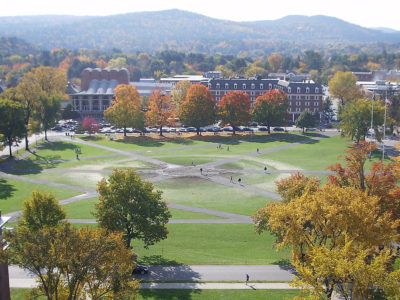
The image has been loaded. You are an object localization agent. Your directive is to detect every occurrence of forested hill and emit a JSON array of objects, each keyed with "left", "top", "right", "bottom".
[
  {"left": 1, "top": 9, "right": 400, "bottom": 55},
  {"left": 0, "top": 36, "right": 40, "bottom": 56}
]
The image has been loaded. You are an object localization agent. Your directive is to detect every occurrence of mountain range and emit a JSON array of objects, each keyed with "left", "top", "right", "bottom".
[{"left": 1, "top": 9, "right": 399, "bottom": 56}]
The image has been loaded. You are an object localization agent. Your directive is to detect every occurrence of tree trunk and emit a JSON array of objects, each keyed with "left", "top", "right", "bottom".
[
  {"left": 159, "top": 126, "right": 163, "bottom": 136},
  {"left": 8, "top": 138, "right": 12, "bottom": 158},
  {"left": 124, "top": 126, "right": 127, "bottom": 137},
  {"left": 25, "top": 133, "right": 29, "bottom": 151},
  {"left": 197, "top": 127, "right": 200, "bottom": 135},
  {"left": 267, "top": 125, "right": 271, "bottom": 134},
  {"left": 44, "top": 129, "right": 48, "bottom": 141},
  {"left": 232, "top": 128, "right": 236, "bottom": 135}
]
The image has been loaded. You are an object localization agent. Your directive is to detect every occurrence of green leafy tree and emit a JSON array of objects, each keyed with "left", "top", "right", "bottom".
[
  {"left": 20, "top": 190, "right": 66, "bottom": 232},
  {"left": 178, "top": 84, "right": 216, "bottom": 135},
  {"left": 0, "top": 98, "right": 26, "bottom": 157},
  {"left": 339, "top": 98, "right": 385, "bottom": 143},
  {"left": 61, "top": 104, "right": 80, "bottom": 120},
  {"left": 252, "top": 89, "right": 288, "bottom": 134},
  {"left": 295, "top": 110, "right": 317, "bottom": 133},
  {"left": 35, "top": 95, "right": 61, "bottom": 140},
  {"left": 95, "top": 169, "right": 171, "bottom": 248}
]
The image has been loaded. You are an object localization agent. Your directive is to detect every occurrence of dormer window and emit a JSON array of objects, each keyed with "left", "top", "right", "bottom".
[
  {"left": 260, "top": 84, "right": 264, "bottom": 89},
  {"left": 297, "top": 87, "right": 301, "bottom": 93},
  {"left": 306, "top": 87, "right": 310, "bottom": 93},
  {"left": 268, "top": 83, "right": 272, "bottom": 89},
  {"left": 288, "top": 87, "right": 291, "bottom": 93},
  {"left": 251, "top": 83, "right": 255, "bottom": 89},
  {"left": 216, "top": 83, "right": 220, "bottom": 89},
  {"left": 315, "top": 87, "right": 319, "bottom": 93},
  {"left": 225, "top": 83, "right": 229, "bottom": 89},
  {"left": 234, "top": 83, "right": 238, "bottom": 89}
]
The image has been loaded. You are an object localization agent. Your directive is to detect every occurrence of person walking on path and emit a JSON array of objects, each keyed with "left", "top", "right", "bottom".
[
  {"left": 257, "top": 148, "right": 259, "bottom": 153},
  {"left": 230, "top": 176, "right": 233, "bottom": 183},
  {"left": 238, "top": 178, "right": 242, "bottom": 185},
  {"left": 264, "top": 166, "right": 267, "bottom": 173},
  {"left": 246, "top": 274, "right": 249, "bottom": 285},
  {"left": 200, "top": 168, "right": 203, "bottom": 175}
]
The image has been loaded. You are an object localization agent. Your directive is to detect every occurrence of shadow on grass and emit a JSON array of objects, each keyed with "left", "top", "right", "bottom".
[
  {"left": 273, "top": 258, "right": 291, "bottom": 265},
  {"left": 138, "top": 289, "right": 201, "bottom": 300},
  {"left": 0, "top": 178, "right": 16, "bottom": 199},
  {"left": 138, "top": 255, "right": 184, "bottom": 266}
]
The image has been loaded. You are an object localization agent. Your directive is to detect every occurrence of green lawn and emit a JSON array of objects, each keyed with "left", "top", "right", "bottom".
[
  {"left": 0, "top": 177, "right": 81, "bottom": 214},
  {"left": 134, "top": 224, "right": 290, "bottom": 265},
  {"left": 154, "top": 178, "right": 271, "bottom": 216},
  {"left": 11, "top": 289, "right": 300, "bottom": 300},
  {"left": 63, "top": 198, "right": 224, "bottom": 220},
  {"left": 258, "top": 135, "right": 351, "bottom": 170}
]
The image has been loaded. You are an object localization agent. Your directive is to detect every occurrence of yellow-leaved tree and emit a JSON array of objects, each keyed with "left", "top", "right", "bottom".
[
  {"left": 145, "top": 88, "right": 173, "bottom": 136},
  {"left": 254, "top": 142, "right": 400, "bottom": 299},
  {"left": 104, "top": 84, "right": 144, "bottom": 136}
]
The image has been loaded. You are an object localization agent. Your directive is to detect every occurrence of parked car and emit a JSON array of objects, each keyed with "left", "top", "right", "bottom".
[
  {"left": 273, "top": 127, "right": 285, "bottom": 132},
  {"left": 132, "top": 264, "right": 149, "bottom": 275},
  {"left": 223, "top": 126, "right": 233, "bottom": 132},
  {"left": 258, "top": 126, "right": 267, "bottom": 131},
  {"left": 187, "top": 127, "right": 197, "bottom": 132}
]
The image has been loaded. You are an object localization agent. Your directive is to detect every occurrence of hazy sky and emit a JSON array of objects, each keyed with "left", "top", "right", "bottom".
[{"left": 3, "top": 0, "right": 400, "bottom": 30}]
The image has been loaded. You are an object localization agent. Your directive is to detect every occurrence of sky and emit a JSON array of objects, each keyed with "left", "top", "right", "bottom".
[{"left": 3, "top": 0, "right": 400, "bottom": 31}]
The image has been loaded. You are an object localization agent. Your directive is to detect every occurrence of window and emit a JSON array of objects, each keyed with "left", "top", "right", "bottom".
[
  {"left": 216, "top": 91, "right": 220, "bottom": 95},
  {"left": 297, "top": 87, "right": 301, "bottom": 93},
  {"left": 306, "top": 87, "right": 310, "bottom": 93},
  {"left": 296, "top": 101, "right": 301, "bottom": 106},
  {"left": 296, "top": 108, "right": 301, "bottom": 112},
  {"left": 288, "top": 87, "right": 291, "bottom": 93},
  {"left": 251, "top": 91, "right": 255, "bottom": 96},
  {"left": 208, "top": 84, "right": 211, "bottom": 89},
  {"left": 306, "top": 95, "right": 310, "bottom": 100},
  {"left": 251, "top": 83, "right": 255, "bottom": 89},
  {"left": 216, "top": 83, "right": 220, "bottom": 89},
  {"left": 296, "top": 95, "right": 300, "bottom": 100},
  {"left": 260, "top": 84, "right": 264, "bottom": 89},
  {"left": 225, "top": 83, "right": 229, "bottom": 89},
  {"left": 315, "top": 87, "right": 319, "bottom": 93},
  {"left": 305, "top": 101, "right": 310, "bottom": 106},
  {"left": 216, "top": 97, "right": 220, "bottom": 101},
  {"left": 268, "top": 83, "right": 272, "bottom": 89},
  {"left": 251, "top": 97, "right": 254, "bottom": 101},
  {"left": 314, "top": 102, "right": 319, "bottom": 106},
  {"left": 234, "top": 83, "right": 237, "bottom": 89},
  {"left": 289, "top": 102, "right": 292, "bottom": 106},
  {"left": 314, "top": 108, "right": 319, "bottom": 112},
  {"left": 243, "top": 83, "right": 246, "bottom": 89}
]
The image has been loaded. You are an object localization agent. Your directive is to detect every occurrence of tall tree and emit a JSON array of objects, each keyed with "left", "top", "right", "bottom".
[
  {"left": 3, "top": 223, "right": 138, "bottom": 300},
  {"left": 218, "top": 91, "right": 251, "bottom": 135},
  {"left": 170, "top": 80, "right": 190, "bottom": 113},
  {"left": 104, "top": 84, "right": 144, "bottom": 136},
  {"left": 35, "top": 95, "right": 61, "bottom": 140},
  {"left": 254, "top": 144, "right": 400, "bottom": 299},
  {"left": 16, "top": 66, "right": 67, "bottom": 150},
  {"left": 178, "top": 84, "right": 216, "bottom": 135},
  {"left": 328, "top": 71, "right": 362, "bottom": 105},
  {"left": 20, "top": 190, "right": 66, "bottom": 232},
  {"left": 252, "top": 89, "right": 288, "bottom": 134},
  {"left": 0, "top": 99, "right": 26, "bottom": 158},
  {"left": 295, "top": 110, "right": 317, "bottom": 133},
  {"left": 145, "top": 88, "right": 173, "bottom": 136},
  {"left": 95, "top": 169, "right": 171, "bottom": 249},
  {"left": 339, "top": 98, "right": 385, "bottom": 143}
]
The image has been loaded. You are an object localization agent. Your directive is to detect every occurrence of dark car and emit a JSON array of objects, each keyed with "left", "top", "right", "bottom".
[
  {"left": 132, "top": 264, "right": 149, "bottom": 275},
  {"left": 273, "top": 127, "right": 285, "bottom": 132}
]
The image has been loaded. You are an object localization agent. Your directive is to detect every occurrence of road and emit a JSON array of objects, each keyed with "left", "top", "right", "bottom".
[{"left": 8, "top": 264, "right": 296, "bottom": 288}]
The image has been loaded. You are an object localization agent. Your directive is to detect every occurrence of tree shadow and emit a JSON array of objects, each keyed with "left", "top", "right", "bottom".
[
  {"left": 0, "top": 178, "right": 16, "bottom": 200},
  {"left": 138, "top": 289, "right": 201, "bottom": 300},
  {"left": 138, "top": 255, "right": 183, "bottom": 266}
]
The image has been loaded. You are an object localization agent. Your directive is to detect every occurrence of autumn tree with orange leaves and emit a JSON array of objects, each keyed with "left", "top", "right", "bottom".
[
  {"left": 104, "top": 84, "right": 144, "bottom": 136},
  {"left": 252, "top": 89, "right": 288, "bottom": 134},
  {"left": 145, "top": 88, "right": 173, "bottom": 136},
  {"left": 218, "top": 91, "right": 251, "bottom": 135},
  {"left": 254, "top": 142, "right": 400, "bottom": 299},
  {"left": 178, "top": 84, "right": 216, "bottom": 135}
]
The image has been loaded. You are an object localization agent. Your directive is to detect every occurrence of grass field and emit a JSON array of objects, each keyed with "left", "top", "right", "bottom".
[
  {"left": 10, "top": 288, "right": 301, "bottom": 300},
  {"left": 154, "top": 177, "right": 271, "bottom": 216},
  {"left": 63, "top": 197, "right": 224, "bottom": 220},
  {"left": 0, "top": 177, "right": 81, "bottom": 213},
  {"left": 133, "top": 224, "right": 290, "bottom": 265}
]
